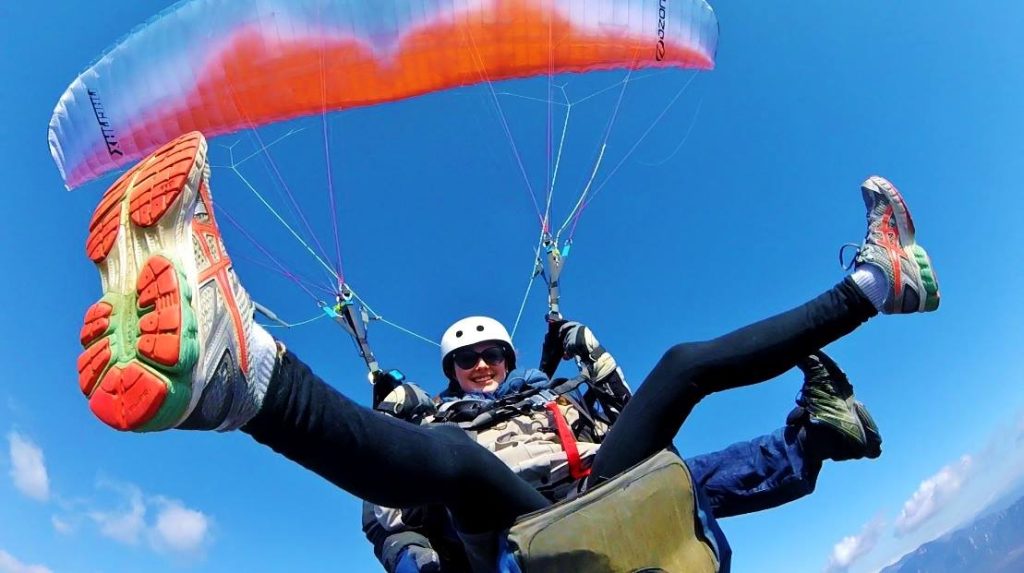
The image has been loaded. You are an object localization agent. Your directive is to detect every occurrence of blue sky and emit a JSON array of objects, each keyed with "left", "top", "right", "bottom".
[{"left": 3, "top": 2, "right": 1024, "bottom": 572}]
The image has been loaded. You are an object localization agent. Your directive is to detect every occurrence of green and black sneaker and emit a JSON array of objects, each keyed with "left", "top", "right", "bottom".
[{"left": 787, "top": 352, "right": 882, "bottom": 461}]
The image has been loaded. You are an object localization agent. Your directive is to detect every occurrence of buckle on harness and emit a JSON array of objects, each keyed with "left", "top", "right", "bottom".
[{"left": 530, "top": 389, "right": 557, "bottom": 407}]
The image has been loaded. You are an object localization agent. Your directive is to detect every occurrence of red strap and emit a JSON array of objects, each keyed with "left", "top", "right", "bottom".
[{"left": 545, "top": 401, "right": 592, "bottom": 480}]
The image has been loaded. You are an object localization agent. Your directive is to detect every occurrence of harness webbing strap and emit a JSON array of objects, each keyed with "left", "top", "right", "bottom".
[
  {"left": 545, "top": 402, "right": 591, "bottom": 480},
  {"left": 329, "top": 284, "right": 380, "bottom": 375},
  {"left": 436, "top": 377, "right": 588, "bottom": 430},
  {"left": 543, "top": 237, "right": 565, "bottom": 321}
]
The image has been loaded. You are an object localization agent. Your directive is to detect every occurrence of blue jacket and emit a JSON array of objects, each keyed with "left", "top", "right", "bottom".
[{"left": 440, "top": 368, "right": 554, "bottom": 401}]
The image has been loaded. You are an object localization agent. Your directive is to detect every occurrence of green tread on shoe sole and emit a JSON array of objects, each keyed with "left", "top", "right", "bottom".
[
  {"left": 136, "top": 258, "right": 200, "bottom": 432},
  {"left": 91, "top": 259, "right": 200, "bottom": 432},
  {"left": 909, "top": 245, "right": 940, "bottom": 311}
]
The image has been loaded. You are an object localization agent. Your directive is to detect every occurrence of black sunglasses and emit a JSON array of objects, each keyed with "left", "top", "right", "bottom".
[{"left": 452, "top": 346, "right": 506, "bottom": 370}]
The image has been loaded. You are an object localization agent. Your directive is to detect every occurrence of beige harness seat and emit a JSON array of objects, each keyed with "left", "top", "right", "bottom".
[{"left": 506, "top": 450, "right": 721, "bottom": 573}]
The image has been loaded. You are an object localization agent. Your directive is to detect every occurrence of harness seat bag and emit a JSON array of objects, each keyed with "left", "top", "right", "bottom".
[{"left": 504, "top": 450, "right": 720, "bottom": 573}]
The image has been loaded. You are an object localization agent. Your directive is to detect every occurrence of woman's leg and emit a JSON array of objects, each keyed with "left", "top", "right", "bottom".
[
  {"left": 243, "top": 350, "right": 551, "bottom": 533},
  {"left": 75, "top": 132, "right": 548, "bottom": 535},
  {"left": 590, "top": 176, "right": 939, "bottom": 484},
  {"left": 590, "top": 279, "right": 875, "bottom": 483}
]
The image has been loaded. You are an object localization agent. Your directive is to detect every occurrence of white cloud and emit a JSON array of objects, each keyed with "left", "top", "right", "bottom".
[
  {"left": 824, "top": 516, "right": 886, "bottom": 572},
  {"left": 0, "top": 550, "right": 53, "bottom": 573},
  {"left": 847, "top": 411, "right": 1024, "bottom": 573},
  {"left": 87, "top": 483, "right": 213, "bottom": 556},
  {"left": 149, "top": 500, "right": 212, "bottom": 554},
  {"left": 894, "top": 455, "right": 973, "bottom": 536},
  {"left": 7, "top": 432, "right": 49, "bottom": 501},
  {"left": 88, "top": 485, "right": 146, "bottom": 545},
  {"left": 51, "top": 516, "right": 73, "bottom": 535}
]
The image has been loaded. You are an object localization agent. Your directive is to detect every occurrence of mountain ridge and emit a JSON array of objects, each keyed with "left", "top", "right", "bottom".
[{"left": 880, "top": 492, "right": 1024, "bottom": 573}]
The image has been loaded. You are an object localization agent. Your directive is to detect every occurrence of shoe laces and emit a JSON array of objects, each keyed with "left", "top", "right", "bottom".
[{"left": 838, "top": 243, "right": 862, "bottom": 271}]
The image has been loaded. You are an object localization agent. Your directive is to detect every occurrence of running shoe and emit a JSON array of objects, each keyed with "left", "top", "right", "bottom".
[
  {"left": 77, "top": 132, "right": 275, "bottom": 432},
  {"left": 854, "top": 176, "right": 940, "bottom": 314}
]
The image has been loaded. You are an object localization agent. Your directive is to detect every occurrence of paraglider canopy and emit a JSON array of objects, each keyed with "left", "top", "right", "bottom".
[{"left": 48, "top": 0, "right": 718, "bottom": 190}]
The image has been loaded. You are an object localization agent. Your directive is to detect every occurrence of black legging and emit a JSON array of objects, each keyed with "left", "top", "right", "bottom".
[
  {"left": 242, "top": 278, "right": 875, "bottom": 533},
  {"left": 588, "top": 278, "right": 875, "bottom": 484},
  {"left": 243, "top": 353, "right": 549, "bottom": 533}
]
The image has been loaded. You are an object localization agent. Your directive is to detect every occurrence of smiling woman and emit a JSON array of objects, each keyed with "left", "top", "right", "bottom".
[
  {"left": 12, "top": 0, "right": 1021, "bottom": 570},
  {"left": 65, "top": 128, "right": 941, "bottom": 572},
  {"left": 452, "top": 344, "right": 509, "bottom": 394},
  {"left": 441, "top": 316, "right": 516, "bottom": 393}
]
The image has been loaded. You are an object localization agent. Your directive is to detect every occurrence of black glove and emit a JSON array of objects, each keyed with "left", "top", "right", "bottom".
[
  {"left": 372, "top": 369, "right": 406, "bottom": 408},
  {"left": 375, "top": 382, "right": 437, "bottom": 422},
  {"left": 539, "top": 318, "right": 569, "bottom": 378}
]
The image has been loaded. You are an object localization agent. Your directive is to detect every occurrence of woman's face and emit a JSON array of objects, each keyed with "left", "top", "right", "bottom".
[{"left": 452, "top": 342, "right": 509, "bottom": 394}]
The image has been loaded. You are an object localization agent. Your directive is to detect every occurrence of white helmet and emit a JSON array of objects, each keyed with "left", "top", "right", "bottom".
[{"left": 440, "top": 316, "right": 516, "bottom": 379}]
